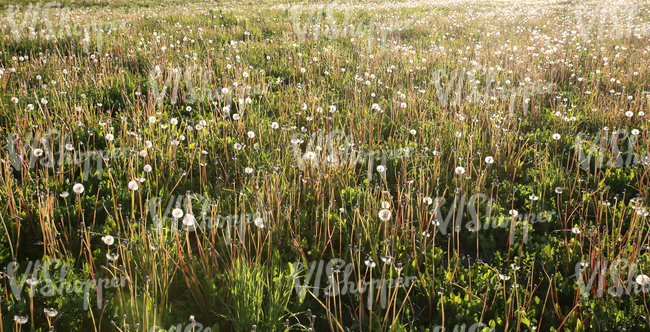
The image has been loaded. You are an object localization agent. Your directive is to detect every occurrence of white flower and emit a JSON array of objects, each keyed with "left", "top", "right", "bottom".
[
  {"left": 247, "top": 131, "right": 255, "bottom": 138},
  {"left": 73, "top": 183, "right": 85, "bottom": 194},
  {"left": 106, "top": 253, "right": 119, "bottom": 261},
  {"left": 234, "top": 143, "right": 243, "bottom": 150},
  {"left": 11, "top": 97, "right": 18, "bottom": 103},
  {"left": 632, "top": 129, "right": 640, "bottom": 135},
  {"left": 149, "top": 116, "right": 156, "bottom": 123},
  {"left": 245, "top": 167, "right": 254, "bottom": 174},
  {"left": 381, "top": 201, "right": 390, "bottom": 209},
  {"left": 625, "top": 111, "right": 633, "bottom": 118},
  {"left": 172, "top": 208, "right": 184, "bottom": 218},
  {"left": 182, "top": 214, "right": 196, "bottom": 226},
  {"left": 14, "top": 316, "right": 28, "bottom": 324},
  {"left": 555, "top": 187, "right": 563, "bottom": 194},
  {"left": 60, "top": 191, "right": 69, "bottom": 198},
  {"left": 140, "top": 150, "right": 148, "bottom": 157},
  {"left": 254, "top": 217, "right": 264, "bottom": 228},
  {"left": 41, "top": 98, "right": 48, "bottom": 105},
  {"left": 44, "top": 308, "right": 58, "bottom": 317},
  {"left": 636, "top": 274, "right": 650, "bottom": 286},
  {"left": 485, "top": 156, "right": 494, "bottom": 164},
  {"left": 378, "top": 209, "right": 392, "bottom": 221},
  {"left": 101, "top": 235, "right": 115, "bottom": 245},
  {"left": 455, "top": 166, "right": 466, "bottom": 175},
  {"left": 376, "top": 165, "right": 386, "bottom": 173},
  {"left": 301, "top": 68, "right": 306, "bottom": 73},
  {"left": 243, "top": 71, "right": 249, "bottom": 78},
  {"left": 400, "top": 102, "right": 407, "bottom": 108},
  {"left": 410, "top": 129, "right": 417, "bottom": 135},
  {"left": 304, "top": 151, "right": 316, "bottom": 160},
  {"left": 33, "top": 148, "right": 44, "bottom": 157},
  {"left": 509, "top": 210, "right": 519, "bottom": 217},
  {"left": 423, "top": 197, "right": 433, "bottom": 205},
  {"left": 144, "top": 165, "right": 152, "bottom": 172},
  {"left": 106, "top": 133, "right": 115, "bottom": 141},
  {"left": 552, "top": 133, "right": 561, "bottom": 140},
  {"left": 170, "top": 118, "right": 178, "bottom": 125},
  {"left": 572, "top": 227, "right": 581, "bottom": 234},
  {"left": 499, "top": 274, "right": 511, "bottom": 281},
  {"left": 222, "top": 87, "right": 229, "bottom": 94},
  {"left": 271, "top": 122, "right": 279, "bottom": 129},
  {"left": 65, "top": 143, "right": 74, "bottom": 151},
  {"left": 233, "top": 114, "right": 240, "bottom": 120},
  {"left": 128, "top": 181, "right": 139, "bottom": 191},
  {"left": 365, "top": 258, "right": 376, "bottom": 268},
  {"left": 529, "top": 195, "right": 539, "bottom": 201}
]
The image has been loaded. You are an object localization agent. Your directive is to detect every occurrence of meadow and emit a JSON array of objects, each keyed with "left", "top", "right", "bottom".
[{"left": 1, "top": 0, "right": 650, "bottom": 331}]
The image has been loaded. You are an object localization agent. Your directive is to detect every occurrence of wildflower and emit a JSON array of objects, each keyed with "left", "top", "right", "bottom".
[
  {"left": 329, "top": 105, "right": 336, "bottom": 112},
  {"left": 44, "top": 308, "right": 58, "bottom": 317},
  {"left": 14, "top": 316, "right": 28, "bottom": 324},
  {"left": 247, "top": 131, "right": 255, "bottom": 138},
  {"left": 106, "top": 253, "right": 119, "bottom": 261},
  {"left": 170, "top": 118, "right": 178, "bottom": 125},
  {"left": 365, "top": 258, "right": 376, "bottom": 268},
  {"left": 172, "top": 208, "right": 184, "bottom": 218},
  {"left": 149, "top": 116, "right": 156, "bottom": 123},
  {"left": 41, "top": 98, "right": 48, "bottom": 105},
  {"left": 485, "top": 156, "right": 494, "bottom": 164},
  {"left": 422, "top": 230, "right": 431, "bottom": 237},
  {"left": 511, "top": 264, "right": 520, "bottom": 271},
  {"left": 60, "top": 191, "right": 69, "bottom": 198},
  {"left": 73, "top": 183, "right": 85, "bottom": 194},
  {"left": 33, "top": 148, "right": 44, "bottom": 157},
  {"left": 626, "top": 111, "right": 633, "bottom": 118},
  {"left": 234, "top": 143, "right": 243, "bottom": 150},
  {"left": 245, "top": 167, "right": 254, "bottom": 174},
  {"left": 128, "top": 181, "right": 139, "bottom": 191},
  {"left": 552, "top": 133, "right": 561, "bottom": 140},
  {"left": 400, "top": 102, "right": 407, "bottom": 108},
  {"left": 106, "top": 133, "right": 115, "bottom": 141},
  {"left": 271, "top": 122, "right": 279, "bottom": 129},
  {"left": 636, "top": 274, "right": 650, "bottom": 286},
  {"left": 376, "top": 165, "right": 386, "bottom": 173},
  {"left": 529, "top": 195, "right": 539, "bottom": 201},
  {"left": 101, "top": 235, "right": 115, "bottom": 245},
  {"left": 555, "top": 187, "right": 563, "bottom": 194},
  {"left": 632, "top": 129, "right": 640, "bottom": 135},
  {"left": 182, "top": 214, "right": 196, "bottom": 226},
  {"left": 572, "top": 227, "right": 581, "bottom": 234},
  {"left": 423, "top": 197, "right": 433, "bottom": 205},
  {"left": 254, "top": 217, "right": 264, "bottom": 228},
  {"left": 26, "top": 277, "right": 38, "bottom": 286},
  {"left": 233, "top": 114, "right": 240, "bottom": 120},
  {"left": 499, "top": 274, "right": 511, "bottom": 281},
  {"left": 382, "top": 201, "right": 390, "bottom": 209},
  {"left": 455, "top": 166, "right": 466, "bottom": 175},
  {"left": 509, "top": 210, "right": 519, "bottom": 217},
  {"left": 378, "top": 209, "right": 392, "bottom": 221},
  {"left": 381, "top": 256, "right": 394, "bottom": 264},
  {"left": 410, "top": 129, "right": 417, "bottom": 135},
  {"left": 11, "top": 97, "right": 18, "bottom": 103}
]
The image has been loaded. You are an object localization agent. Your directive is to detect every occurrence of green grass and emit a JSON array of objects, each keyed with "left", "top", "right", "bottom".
[{"left": 1, "top": 0, "right": 650, "bottom": 331}]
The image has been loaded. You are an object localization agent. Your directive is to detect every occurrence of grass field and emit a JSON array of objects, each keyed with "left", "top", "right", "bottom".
[{"left": 1, "top": 0, "right": 650, "bottom": 331}]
